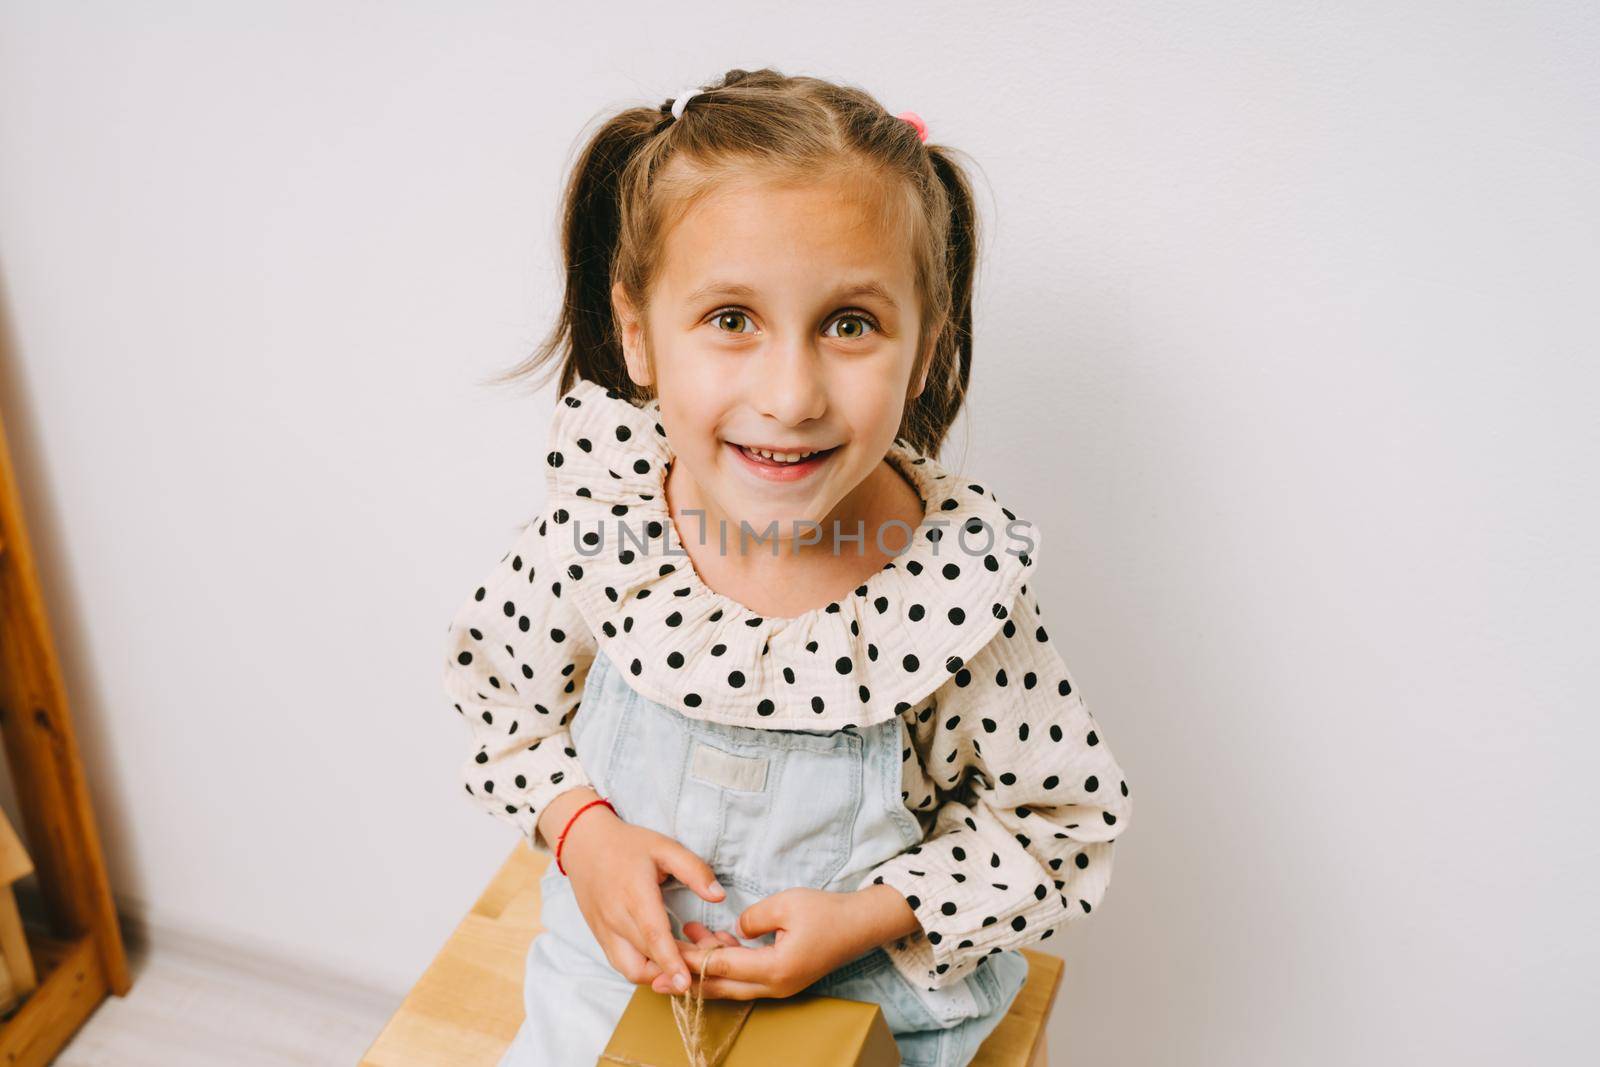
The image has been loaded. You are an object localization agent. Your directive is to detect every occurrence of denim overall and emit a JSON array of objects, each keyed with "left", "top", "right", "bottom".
[{"left": 497, "top": 648, "right": 1029, "bottom": 1067}]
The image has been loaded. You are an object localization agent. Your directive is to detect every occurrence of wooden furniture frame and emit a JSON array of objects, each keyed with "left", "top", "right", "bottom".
[
  {"left": 0, "top": 409, "right": 131, "bottom": 1063},
  {"left": 363, "top": 844, "right": 1061, "bottom": 1066}
]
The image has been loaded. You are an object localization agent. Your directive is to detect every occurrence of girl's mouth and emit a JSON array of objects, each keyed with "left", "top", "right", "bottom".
[{"left": 728, "top": 441, "right": 840, "bottom": 480}]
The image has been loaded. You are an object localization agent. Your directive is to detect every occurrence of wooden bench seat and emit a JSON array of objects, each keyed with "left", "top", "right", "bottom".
[{"left": 362, "top": 845, "right": 1060, "bottom": 1066}]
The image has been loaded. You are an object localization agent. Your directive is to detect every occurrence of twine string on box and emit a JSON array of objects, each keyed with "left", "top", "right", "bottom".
[
  {"left": 602, "top": 945, "right": 753, "bottom": 1067},
  {"left": 670, "top": 944, "right": 752, "bottom": 1067}
]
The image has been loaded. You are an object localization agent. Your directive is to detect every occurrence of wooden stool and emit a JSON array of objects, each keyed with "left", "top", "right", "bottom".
[{"left": 363, "top": 846, "right": 1060, "bottom": 1066}]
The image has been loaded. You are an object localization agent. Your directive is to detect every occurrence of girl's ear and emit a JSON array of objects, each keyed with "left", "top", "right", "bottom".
[
  {"left": 908, "top": 326, "right": 936, "bottom": 400},
  {"left": 910, "top": 355, "right": 931, "bottom": 400},
  {"left": 611, "top": 280, "right": 653, "bottom": 389}
]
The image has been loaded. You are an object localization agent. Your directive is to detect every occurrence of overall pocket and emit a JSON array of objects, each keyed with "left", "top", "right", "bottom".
[{"left": 679, "top": 724, "right": 865, "bottom": 896}]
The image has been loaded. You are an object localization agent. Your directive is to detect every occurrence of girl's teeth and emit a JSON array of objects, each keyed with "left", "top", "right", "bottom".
[{"left": 742, "top": 445, "right": 823, "bottom": 464}]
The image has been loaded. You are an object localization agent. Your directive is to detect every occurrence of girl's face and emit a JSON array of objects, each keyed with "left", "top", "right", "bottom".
[{"left": 614, "top": 169, "right": 930, "bottom": 547}]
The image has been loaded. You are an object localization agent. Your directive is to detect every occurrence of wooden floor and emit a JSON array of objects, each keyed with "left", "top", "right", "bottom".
[{"left": 44, "top": 921, "right": 400, "bottom": 1066}]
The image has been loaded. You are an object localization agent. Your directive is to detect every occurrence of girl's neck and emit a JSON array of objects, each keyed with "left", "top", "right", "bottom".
[{"left": 663, "top": 454, "right": 926, "bottom": 620}]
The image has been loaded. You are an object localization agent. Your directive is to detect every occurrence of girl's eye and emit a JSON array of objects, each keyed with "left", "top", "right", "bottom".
[
  {"left": 710, "top": 310, "right": 756, "bottom": 334},
  {"left": 824, "top": 312, "right": 878, "bottom": 340}
]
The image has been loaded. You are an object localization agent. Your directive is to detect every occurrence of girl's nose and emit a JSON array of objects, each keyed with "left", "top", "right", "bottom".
[{"left": 749, "top": 337, "right": 827, "bottom": 426}]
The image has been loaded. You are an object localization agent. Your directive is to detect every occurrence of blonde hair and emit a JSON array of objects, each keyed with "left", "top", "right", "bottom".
[{"left": 490, "top": 67, "right": 982, "bottom": 457}]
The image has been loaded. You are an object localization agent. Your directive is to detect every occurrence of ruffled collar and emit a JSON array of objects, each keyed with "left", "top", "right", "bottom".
[{"left": 541, "top": 377, "right": 1041, "bottom": 730}]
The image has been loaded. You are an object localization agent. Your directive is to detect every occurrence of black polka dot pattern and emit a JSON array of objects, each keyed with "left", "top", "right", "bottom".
[
  {"left": 443, "top": 510, "right": 597, "bottom": 853},
  {"left": 540, "top": 377, "right": 1041, "bottom": 734},
  {"left": 857, "top": 587, "right": 1132, "bottom": 990}
]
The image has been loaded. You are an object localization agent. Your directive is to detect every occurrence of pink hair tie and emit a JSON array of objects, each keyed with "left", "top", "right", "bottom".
[{"left": 896, "top": 110, "right": 928, "bottom": 143}]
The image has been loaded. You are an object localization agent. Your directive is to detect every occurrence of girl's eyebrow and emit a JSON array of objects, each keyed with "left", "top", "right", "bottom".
[{"left": 685, "top": 280, "right": 900, "bottom": 310}]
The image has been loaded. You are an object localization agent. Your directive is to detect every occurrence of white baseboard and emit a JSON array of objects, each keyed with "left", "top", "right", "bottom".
[{"left": 14, "top": 878, "right": 405, "bottom": 1018}]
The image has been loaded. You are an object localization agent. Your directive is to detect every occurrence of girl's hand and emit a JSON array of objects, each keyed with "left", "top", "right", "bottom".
[
  {"left": 664, "top": 923, "right": 740, "bottom": 995},
  {"left": 678, "top": 885, "right": 921, "bottom": 1000},
  {"left": 540, "top": 789, "right": 726, "bottom": 995}
]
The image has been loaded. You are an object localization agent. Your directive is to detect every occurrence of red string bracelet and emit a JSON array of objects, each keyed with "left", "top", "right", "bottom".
[{"left": 554, "top": 796, "right": 615, "bottom": 875}]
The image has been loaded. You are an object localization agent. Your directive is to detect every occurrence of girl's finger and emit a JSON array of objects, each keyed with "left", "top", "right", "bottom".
[
  {"left": 669, "top": 927, "right": 738, "bottom": 994},
  {"left": 693, "top": 976, "right": 772, "bottom": 1001},
  {"left": 680, "top": 943, "right": 780, "bottom": 984},
  {"left": 620, "top": 927, "right": 691, "bottom": 991},
  {"left": 634, "top": 906, "right": 690, "bottom": 993},
  {"left": 649, "top": 940, "right": 707, "bottom": 991},
  {"left": 682, "top": 921, "right": 722, "bottom": 947},
  {"left": 605, "top": 933, "right": 662, "bottom": 986},
  {"left": 655, "top": 841, "right": 725, "bottom": 904},
  {"left": 617, "top": 904, "right": 669, "bottom": 959},
  {"left": 611, "top": 907, "right": 678, "bottom": 991},
  {"left": 681, "top": 923, "right": 741, "bottom": 950}
]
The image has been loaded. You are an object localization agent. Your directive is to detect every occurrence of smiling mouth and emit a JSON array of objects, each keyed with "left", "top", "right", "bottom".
[{"left": 730, "top": 442, "right": 840, "bottom": 467}]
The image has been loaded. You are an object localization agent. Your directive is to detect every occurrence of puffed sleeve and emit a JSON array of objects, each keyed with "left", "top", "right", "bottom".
[
  {"left": 442, "top": 505, "right": 598, "bottom": 852},
  {"left": 860, "top": 584, "right": 1133, "bottom": 990}
]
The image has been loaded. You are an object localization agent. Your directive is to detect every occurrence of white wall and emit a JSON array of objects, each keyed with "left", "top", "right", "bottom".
[{"left": 1, "top": 1, "right": 1595, "bottom": 1061}]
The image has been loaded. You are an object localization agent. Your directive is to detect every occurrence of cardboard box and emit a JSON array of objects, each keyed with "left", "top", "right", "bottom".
[{"left": 599, "top": 984, "right": 900, "bottom": 1067}]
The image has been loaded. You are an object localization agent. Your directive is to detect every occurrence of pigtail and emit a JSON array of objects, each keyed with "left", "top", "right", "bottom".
[
  {"left": 899, "top": 145, "right": 979, "bottom": 459},
  {"left": 484, "top": 106, "right": 664, "bottom": 401}
]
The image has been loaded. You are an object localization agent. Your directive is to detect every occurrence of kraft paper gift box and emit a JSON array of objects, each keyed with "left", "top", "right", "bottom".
[{"left": 598, "top": 984, "right": 900, "bottom": 1067}]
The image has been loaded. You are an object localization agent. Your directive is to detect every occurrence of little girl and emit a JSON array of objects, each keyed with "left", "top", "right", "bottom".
[{"left": 444, "top": 68, "right": 1133, "bottom": 1067}]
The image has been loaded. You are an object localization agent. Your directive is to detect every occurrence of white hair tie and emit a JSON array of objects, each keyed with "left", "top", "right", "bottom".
[{"left": 669, "top": 87, "right": 704, "bottom": 122}]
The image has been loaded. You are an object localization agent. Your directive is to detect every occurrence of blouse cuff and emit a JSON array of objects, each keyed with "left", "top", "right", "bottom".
[
  {"left": 463, "top": 729, "right": 593, "bottom": 853},
  {"left": 860, "top": 837, "right": 1070, "bottom": 991}
]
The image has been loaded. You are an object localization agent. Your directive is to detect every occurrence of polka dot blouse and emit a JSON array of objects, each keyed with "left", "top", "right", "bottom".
[{"left": 444, "top": 377, "right": 1134, "bottom": 992}]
